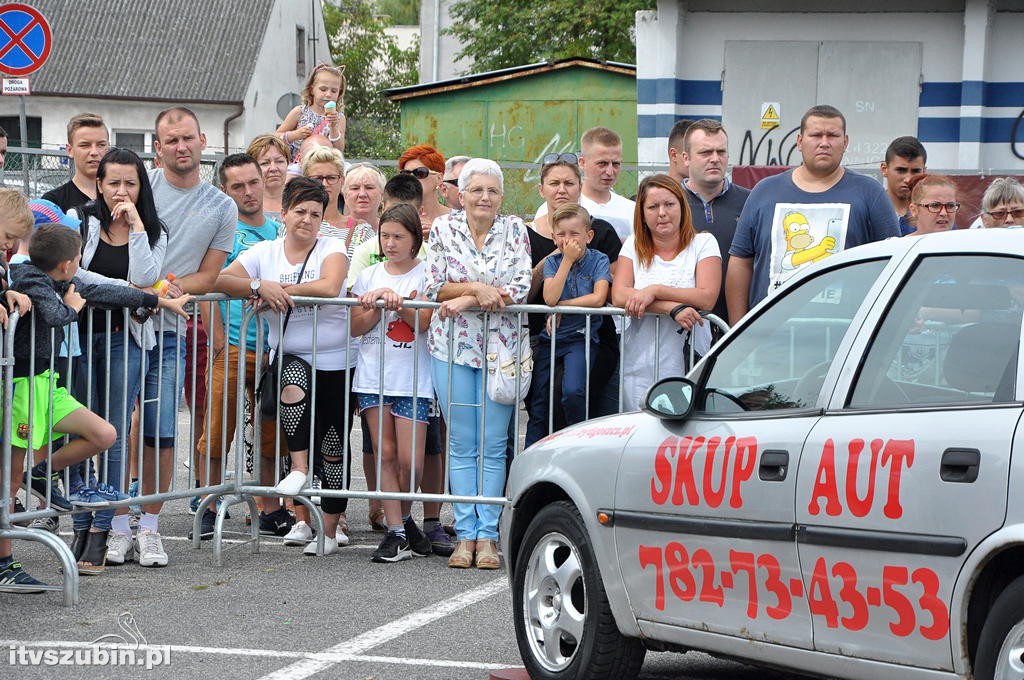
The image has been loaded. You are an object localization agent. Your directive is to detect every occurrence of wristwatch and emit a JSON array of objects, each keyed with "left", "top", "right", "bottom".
[{"left": 250, "top": 278, "right": 261, "bottom": 298}]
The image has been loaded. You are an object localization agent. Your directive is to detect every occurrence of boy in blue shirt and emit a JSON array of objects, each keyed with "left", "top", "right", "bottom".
[{"left": 526, "top": 204, "right": 611, "bottom": 447}]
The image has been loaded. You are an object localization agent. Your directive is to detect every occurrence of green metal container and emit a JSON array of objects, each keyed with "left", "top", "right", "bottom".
[{"left": 385, "top": 58, "right": 637, "bottom": 217}]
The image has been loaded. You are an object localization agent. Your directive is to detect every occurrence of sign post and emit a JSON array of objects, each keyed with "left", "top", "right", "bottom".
[{"left": 0, "top": 3, "right": 53, "bottom": 192}]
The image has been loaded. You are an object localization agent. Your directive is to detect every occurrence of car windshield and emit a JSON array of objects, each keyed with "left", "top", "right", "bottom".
[{"left": 699, "top": 259, "right": 888, "bottom": 413}]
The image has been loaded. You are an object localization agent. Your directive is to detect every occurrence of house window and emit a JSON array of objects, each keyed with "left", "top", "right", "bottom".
[
  {"left": 296, "top": 26, "right": 307, "bottom": 78},
  {"left": 115, "top": 131, "right": 149, "bottom": 153}
]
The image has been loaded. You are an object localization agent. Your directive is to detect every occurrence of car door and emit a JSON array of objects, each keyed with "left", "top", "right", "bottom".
[
  {"left": 794, "top": 253, "right": 1024, "bottom": 671},
  {"left": 614, "top": 257, "right": 892, "bottom": 649}
]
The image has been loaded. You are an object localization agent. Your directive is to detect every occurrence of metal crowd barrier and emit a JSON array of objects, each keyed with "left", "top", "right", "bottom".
[{"left": 1, "top": 294, "right": 728, "bottom": 604}]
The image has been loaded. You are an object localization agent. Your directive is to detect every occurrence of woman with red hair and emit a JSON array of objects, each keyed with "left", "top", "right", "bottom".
[
  {"left": 611, "top": 174, "right": 721, "bottom": 411},
  {"left": 399, "top": 145, "right": 450, "bottom": 232}
]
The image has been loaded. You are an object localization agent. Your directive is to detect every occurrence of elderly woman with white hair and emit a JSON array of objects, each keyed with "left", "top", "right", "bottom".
[
  {"left": 422, "top": 158, "right": 531, "bottom": 570},
  {"left": 980, "top": 177, "right": 1024, "bottom": 228}
]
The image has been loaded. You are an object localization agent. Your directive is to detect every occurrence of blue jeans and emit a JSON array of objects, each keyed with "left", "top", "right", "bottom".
[
  {"left": 526, "top": 336, "right": 594, "bottom": 448},
  {"left": 72, "top": 330, "right": 145, "bottom": 530},
  {"left": 431, "top": 358, "right": 513, "bottom": 542},
  {"left": 142, "top": 332, "right": 186, "bottom": 449}
]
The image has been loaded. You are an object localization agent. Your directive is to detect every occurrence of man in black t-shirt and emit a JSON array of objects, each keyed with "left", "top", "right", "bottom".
[
  {"left": 681, "top": 119, "right": 750, "bottom": 325},
  {"left": 41, "top": 113, "right": 109, "bottom": 210}
]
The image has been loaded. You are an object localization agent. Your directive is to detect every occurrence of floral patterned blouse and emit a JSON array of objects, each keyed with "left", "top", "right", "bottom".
[{"left": 423, "top": 211, "right": 532, "bottom": 368}]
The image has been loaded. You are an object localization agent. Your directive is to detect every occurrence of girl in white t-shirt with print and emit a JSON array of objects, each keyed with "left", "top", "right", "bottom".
[{"left": 350, "top": 204, "right": 434, "bottom": 563}]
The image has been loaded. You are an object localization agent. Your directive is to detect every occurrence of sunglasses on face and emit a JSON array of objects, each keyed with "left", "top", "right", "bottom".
[
  {"left": 443, "top": 179, "right": 459, "bottom": 187},
  {"left": 987, "top": 208, "right": 1024, "bottom": 220},
  {"left": 541, "top": 152, "right": 579, "bottom": 166},
  {"left": 400, "top": 166, "right": 432, "bottom": 179}
]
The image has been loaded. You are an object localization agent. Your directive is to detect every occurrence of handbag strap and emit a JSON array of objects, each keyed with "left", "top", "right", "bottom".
[
  {"left": 270, "top": 242, "right": 317, "bottom": 360},
  {"left": 487, "top": 218, "right": 511, "bottom": 338}
]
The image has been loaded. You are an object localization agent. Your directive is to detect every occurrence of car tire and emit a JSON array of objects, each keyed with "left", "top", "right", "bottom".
[
  {"left": 512, "top": 500, "right": 646, "bottom": 680},
  {"left": 975, "top": 574, "right": 1024, "bottom": 679}
]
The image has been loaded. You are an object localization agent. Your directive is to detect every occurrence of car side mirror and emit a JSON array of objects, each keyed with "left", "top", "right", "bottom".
[{"left": 643, "top": 377, "right": 696, "bottom": 420}]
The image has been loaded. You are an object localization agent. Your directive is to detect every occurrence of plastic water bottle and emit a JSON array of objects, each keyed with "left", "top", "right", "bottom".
[{"left": 152, "top": 273, "right": 176, "bottom": 297}]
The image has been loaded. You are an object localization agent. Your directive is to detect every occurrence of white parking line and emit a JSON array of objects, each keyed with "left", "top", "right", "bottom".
[
  {"left": 0, "top": 640, "right": 510, "bottom": 670},
  {"left": 256, "top": 577, "right": 511, "bottom": 680}
]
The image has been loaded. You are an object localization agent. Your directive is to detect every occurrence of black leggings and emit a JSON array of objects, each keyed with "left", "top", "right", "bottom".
[{"left": 278, "top": 355, "right": 353, "bottom": 514}]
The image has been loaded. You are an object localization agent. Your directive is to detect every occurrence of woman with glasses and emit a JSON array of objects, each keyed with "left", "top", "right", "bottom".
[
  {"left": 398, "top": 145, "right": 450, "bottom": 231},
  {"left": 302, "top": 146, "right": 373, "bottom": 254},
  {"left": 906, "top": 175, "right": 960, "bottom": 235},
  {"left": 423, "top": 158, "right": 531, "bottom": 569},
  {"left": 980, "top": 178, "right": 1024, "bottom": 228}
]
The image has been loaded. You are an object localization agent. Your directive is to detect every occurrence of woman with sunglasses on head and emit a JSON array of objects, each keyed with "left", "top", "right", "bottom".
[{"left": 398, "top": 145, "right": 450, "bottom": 233}]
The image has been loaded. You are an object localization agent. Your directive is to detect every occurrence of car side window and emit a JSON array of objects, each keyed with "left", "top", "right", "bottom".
[
  {"left": 698, "top": 260, "right": 888, "bottom": 414},
  {"left": 849, "top": 255, "right": 1023, "bottom": 408}
]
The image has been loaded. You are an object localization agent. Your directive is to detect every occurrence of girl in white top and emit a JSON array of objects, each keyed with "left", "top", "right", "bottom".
[
  {"left": 351, "top": 204, "right": 434, "bottom": 562},
  {"left": 612, "top": 174, "right": 722, "bottom": 412}
]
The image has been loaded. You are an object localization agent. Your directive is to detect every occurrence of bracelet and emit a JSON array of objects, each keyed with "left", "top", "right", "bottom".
[
  {"left": 669, "top": 303, "right": 693, "bottom": 319},
  {"left": 327, "top": 130, "right": 342, "bottom": 143}
]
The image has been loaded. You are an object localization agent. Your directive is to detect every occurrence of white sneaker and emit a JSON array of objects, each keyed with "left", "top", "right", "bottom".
[
  {"left": 282, "top": 521, "right": 313, "bottom": 546},
  {"left": 106, "top": 532, "right": 135, "bottom": 565},
  {"left": 303, "top": 534, "right": 339, "bottom": 556},
  {"left": 135, "top": 530, "right": 168, "bottom": 567},
  {"left": 310, "top": 475, "right": 322, "bottom": 505},
  {"left": 334, "top": 526, "right": 350, "bottom": 547},
  {"left": 274, "top": 471, "right": 306, "bottom": 496}
]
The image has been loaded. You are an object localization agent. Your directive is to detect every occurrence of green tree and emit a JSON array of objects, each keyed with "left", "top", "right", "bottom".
[
  {"left": 322, "top": 0, "right": 419, "bottom": 159},
  {"left": 445, "top": 0, "right": 654, "bottom": 74}
]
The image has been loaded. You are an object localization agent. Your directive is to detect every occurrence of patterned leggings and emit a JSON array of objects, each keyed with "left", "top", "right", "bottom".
[{"left": 278, "top": 355, "right": 352, "bottom": 515}]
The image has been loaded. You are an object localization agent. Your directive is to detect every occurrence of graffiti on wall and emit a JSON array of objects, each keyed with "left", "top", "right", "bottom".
[
  {"left": 738, "top": 125, "right": 800, "bottom": 166},
  {"left": 1011, "top": 109, "right": 1024, "bottom": 161}
]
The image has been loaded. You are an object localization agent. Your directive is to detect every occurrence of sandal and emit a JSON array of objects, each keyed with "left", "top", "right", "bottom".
[
  {"left": 475, "top": 539, "right": 500, "bottom": 570},
  {"left": 448, "top": 540, "right": 475, "bottom": 569},
  {"left": 368, "top": 506, "right": 387, "bottom": 533}
]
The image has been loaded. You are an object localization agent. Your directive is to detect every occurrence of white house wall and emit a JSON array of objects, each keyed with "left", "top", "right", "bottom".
[
  {"left": 637, "top": 1, "right": 1024, "bottom": 172},
  {"left": 19, "top": 96, "right": 236, "bottom": 155},
  {"left": 235, "top": 0, "right": 330, "bottom": 153}
]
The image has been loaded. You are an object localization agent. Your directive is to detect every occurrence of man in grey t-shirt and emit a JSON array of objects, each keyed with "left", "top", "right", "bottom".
[{"left": 123, "top": 107, "right": 235, "bottom": 568}]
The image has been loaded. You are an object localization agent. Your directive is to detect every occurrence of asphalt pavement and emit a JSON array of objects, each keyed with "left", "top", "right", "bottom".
[{"left": 0, "top": 409, "right": 825, "bottom": 680}]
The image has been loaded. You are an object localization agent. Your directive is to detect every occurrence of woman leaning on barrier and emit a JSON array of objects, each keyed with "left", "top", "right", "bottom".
[
  {"left": 68, "top": 147, "right": 169, "bottom": 570},
  {"left": 611, "top": 174, "right": 721, "bottom": 412},
  {"left": 217, "top": 176, "right": 353, "bottom": 554},
  {"left": 422, "top": 158, "right": 531, "bottom": 570}
]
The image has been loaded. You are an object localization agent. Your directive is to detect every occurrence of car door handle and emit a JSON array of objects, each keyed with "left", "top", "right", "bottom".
[
  {"left": 940, "top": 448, "right": 980, "bottom": 483},
  {"left": 758, "top": 450, "right": 789, "bottom": 482}
]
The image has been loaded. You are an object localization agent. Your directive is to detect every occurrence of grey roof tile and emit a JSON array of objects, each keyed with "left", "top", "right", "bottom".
[{"left": 18, "top": 0, "right": 274, "bottom": 102}]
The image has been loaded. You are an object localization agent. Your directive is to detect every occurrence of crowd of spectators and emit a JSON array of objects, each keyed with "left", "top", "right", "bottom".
[{"left": 1, "top": 66, "right": 1022, "bottom": 590}]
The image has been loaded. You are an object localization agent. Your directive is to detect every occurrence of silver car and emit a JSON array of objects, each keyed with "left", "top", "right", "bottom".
[{"left": 502, "top": 230, "right": 1024, "bottom": 680}]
